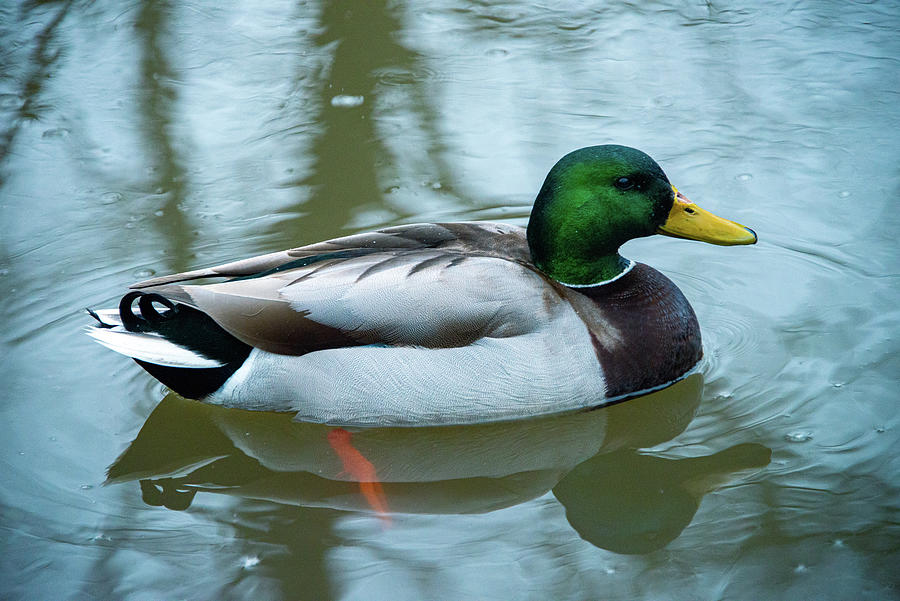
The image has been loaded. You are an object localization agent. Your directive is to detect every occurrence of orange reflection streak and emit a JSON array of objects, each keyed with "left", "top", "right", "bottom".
[{"left": 327, "top": 428, "right": 391, "bottom": 525}]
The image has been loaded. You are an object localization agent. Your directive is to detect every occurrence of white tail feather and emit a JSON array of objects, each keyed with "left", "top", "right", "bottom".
[{"left": 86, "top": 326, "right": 224, "bottom": 368}]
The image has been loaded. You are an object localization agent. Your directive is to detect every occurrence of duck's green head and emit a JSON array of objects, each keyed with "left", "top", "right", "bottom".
[{"left": 526, "top": 145, "right": 756, "bottom": 285}]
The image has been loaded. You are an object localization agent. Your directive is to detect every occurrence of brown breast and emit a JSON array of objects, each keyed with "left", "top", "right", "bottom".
[{"left": 557, "top": 263, "right": 702, "bottom": 398}]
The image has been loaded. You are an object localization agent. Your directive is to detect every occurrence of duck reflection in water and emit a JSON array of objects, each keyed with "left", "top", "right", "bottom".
[{"left": 107, "top": 374, "right": 770, "bottom": 554}]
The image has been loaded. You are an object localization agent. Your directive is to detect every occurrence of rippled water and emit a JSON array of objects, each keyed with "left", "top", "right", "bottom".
[{"left": 2, "top": 1, "right": 898, "bottom": 599}]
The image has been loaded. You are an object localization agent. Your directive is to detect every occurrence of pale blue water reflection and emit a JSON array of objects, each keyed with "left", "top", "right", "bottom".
[{"left": 1, "top": 1, "right": 898, "bottom": 599}]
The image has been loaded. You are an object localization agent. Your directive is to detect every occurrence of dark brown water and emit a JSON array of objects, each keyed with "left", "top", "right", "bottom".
[{"left": 2, "top": 1, "right": 898, "bottom": 599}]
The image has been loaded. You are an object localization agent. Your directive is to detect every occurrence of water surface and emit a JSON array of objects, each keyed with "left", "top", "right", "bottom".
[{"left": 1, "top": 1, "right": 898, "bottom": 599}]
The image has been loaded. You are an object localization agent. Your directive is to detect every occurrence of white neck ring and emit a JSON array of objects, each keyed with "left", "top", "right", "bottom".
[{"left": 555, "top": 259, "right": 636, "bottom": 288}]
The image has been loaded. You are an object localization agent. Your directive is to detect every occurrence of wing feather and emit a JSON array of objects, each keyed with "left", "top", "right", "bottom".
[{"left": 131, "top": 223, "right": 550, "bottom": 354}]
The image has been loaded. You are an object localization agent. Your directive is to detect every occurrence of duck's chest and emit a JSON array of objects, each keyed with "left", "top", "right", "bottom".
[{"left": 562, "top": 263, "right": 702, "bottom": 399}]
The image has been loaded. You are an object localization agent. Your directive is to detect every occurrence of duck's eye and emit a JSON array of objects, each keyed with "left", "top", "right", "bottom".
[{"left": 614, "top": 177, "right": 634, "bottom": 191}]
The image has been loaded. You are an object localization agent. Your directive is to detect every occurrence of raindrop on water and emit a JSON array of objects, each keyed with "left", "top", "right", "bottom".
[
  {"left": 133, "top": 268, "right": 155, "bottom": 278},
  {"left": 100, "top": 192, "right": 124, "bottom": 205},
  {"left": 42, "top": 127, "right": 71, "bottom": 139},
  {"left": 331, "top": 95, "right": 364, "bottom": 108},
  {"left": 736, "top": 173, "right": 753, "bottom": 182},
  {"left": 241, "top": 555, "right": 260, "bottom": 569},
  {"left": 784, "top": 430, "right": 813, "bottom": 443}
]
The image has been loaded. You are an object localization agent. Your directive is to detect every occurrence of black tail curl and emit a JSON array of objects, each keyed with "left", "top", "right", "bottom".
[
  {"left": 120, "top": 291, "right": 179, "bottom": 332},
  {"left": 116, "top": 291, "right": 252, "bottom": 399}
]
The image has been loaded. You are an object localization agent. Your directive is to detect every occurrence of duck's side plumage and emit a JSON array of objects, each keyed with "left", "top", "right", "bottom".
[{"left": 90, "top": 221, "right": 702, "bottom": 425}]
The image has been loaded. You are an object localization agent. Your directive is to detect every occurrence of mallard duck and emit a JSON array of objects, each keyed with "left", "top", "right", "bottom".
[{"left": 88, "top": 145, "right": 756, "bottom": 426}]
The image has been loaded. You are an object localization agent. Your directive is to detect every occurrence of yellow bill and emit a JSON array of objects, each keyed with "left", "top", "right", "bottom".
[{"left": 658, "top": 187, "right": 757, "bottom": 245}]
